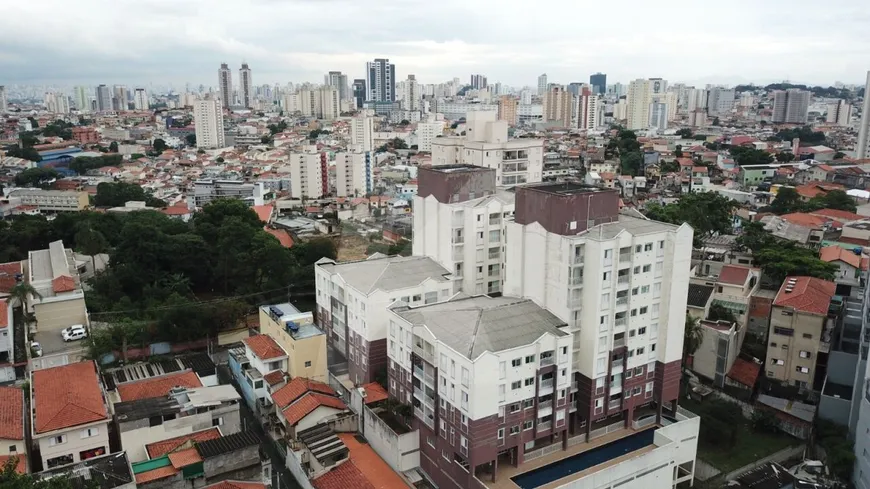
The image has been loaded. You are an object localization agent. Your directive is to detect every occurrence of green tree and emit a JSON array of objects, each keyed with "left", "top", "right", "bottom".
[
  {"left": 399, "top": 119, "right": 410, "bottom": 126},
  {"left": 93, "top": 182, "right": 166, "bottom": 208},
  {"left": 4, "top": 145, "right": 41, "bottom": 162},
  {"left": 775, "top": 152, "right": 795, "bottom": 162},
  {"left": 108, "top": 141, "right": 119, "bottom": 153},
  {"left": 75, "top": 225, "right": 109, "bottom": 271},
  {"left": 644, "top": 192, "right": 736, "bottom": 238},
  {"left": 185, "top": 134, "right": 196, "bottom": 146},
  {"left": 708, "top": 304, "right": 737, "bottom": 324},
  {"left": 700, "top": 401, "right": 741, "bottom": 447},
  {"left": 8, "top": 282, "right": 42, "bottom": 308},
  {"left": 769, "top": 187, "right": 805, "bottom": 214},
  {"left": 391, "top": 137, "right": 409, "bottom": 150},
  {"left": 730, "top": 146, "right": 774, "bottom": 166},
  {"left": 674, "top": 144, "right": 683, "bottom": 158},
  {"left": 776, "top": 126, "right": 826, "bottom": 145},
  {"left": 1, "top": 458, "right": 96, "bottom": 488},
  {"left": 809, "top": 189, "right": 857, "bottom": 213},
  {"left": 260, "top": 135, "right": 273, "bottom": 144},
  {"left": 834, "top": 151, "right": 846, "bottom": 159},
  {"left": 659, "top": 160, "right": 680, "bottom": 173},
  {"left": 683, "top": 314, "right": 704, "bottom": 365},
  {"left": 152, "top": 138, "right": 168, "bottom": 153},
  {"left": 676, "top": 128, "right": 693, "bottom": 138},
  {"left": 14, "top": 168, "right": 59, "bottom": 188},
  {"left": 620, "top": 151, "right": 643, "bottom": 176},
  {"left": 754, "top": 246, "right": 837, "bottom": 284},
  {"left": 69, "top": 154, "right": 123, "bottom": 175},
  {"left": 712, "top": 117, "right": 720, "bottom": 126}
]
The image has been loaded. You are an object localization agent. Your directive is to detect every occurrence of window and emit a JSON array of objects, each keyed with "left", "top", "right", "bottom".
[
  {"left": 525, "top": 355, "right": 535, "bottom": 364},
  {"left": 774, "top": 327, "right": 794, "bottom": 337},
  {"left": 641, "top": 285, "right": 649, "bottom": 294},
  {"left": 595, "top": 377, "right": 605, "bottom": 390},
  {"left": 461, "top": 367, "right": 469, "bottom": 386},
  {"left": 510, "top": 403, "right": 520, "bottom": 413},
  {"left": 640, "top": 306, "right": 648, "bottom": 314},
  {"left": 524, "top": 377, "right": 534, "bottom": 387},
  {"left": 149, "top": 416, "right": 163, "bottom": 427},
  {"left": 443, "top": 449, "right": 451, "bottom": 460},
  {"left": 523, "top": 399, "right": 534, "bottom": 409},
  {"left": 81, "top": 427, "right": 99, "bottom": 439},
  {"left": 626, "top": 369, "right": 633, "bottom": 379},
  {"left": 633, "top": 266, "right": 641, "bottom": 274},
  {"left": 511, "top": 358, "right": 521, "bottom": 367},
  {"left": 638, "top": 327, "right": 646, "bottom": 335},
  {"left": 631, "top": 309, "right": 637, "bottom": 317},
  {"left": 646, "top": 382, "right": 654, "bottom": 392},
  {"left": 629, "top": 329, "right": 636, "bottom": 337},
  {"left": 637, "top": 347, "right": 645, "bottom": 355},
  {"left": 511, "top": 381, "right": 521, "bottom": 390},
  {"left": 635, "top": 245, "right": 642, "bottom": 253},
  {"left": 460, "top": 435, "right": 468, "bottom": 449},
  {"left": 650, "top": 343, "right": 656, "bottom": 353},
  {"left": 412, "top": 294, "right": 422, "bottom": 302},
  {"left": 305, "top": 361, "right": 312, "bottom": 367},
  {"left": 633, "top": 387, "right": 641, "bottom": 396},
  {"left": 802, "top": 333, "right": 813, "bottom": 339},
  {"left": 771, "top": 358, "right": 784, "bottom": 365},
  {"left": 497, "top": 428, "right": 505, "bottom": 440},
  {"left": 644, "top": 243, "right": 653, "bottom": 251},
  {"left": 799, "top": 350, "right": 812, "bottom": 359},
  {"left": 603, "top": 271, "right": 611, "bottom": 281},
  {"left": 8, "top": 445, "right": 16, "bottom": 453},
  {"left": 212, "top": 417, "right": 224, "bottom": 427},
  {"left": 632, "top": 287, "right": 639, "bottom": 296},
  {"left": 425, "top": 291, "right": 438, "bottom": 304},
  {"left": 523, "top": 420, "right": 533, "bottom": 430},
  {"left": 594, "top": 398, "right": 603, "bottom": 408},
  {"left": 796, "top": 366, "right": 810, "bottom": 374},
  {"left": 50, "top": 435, "right": 67, "bottom": 446},
  {"left": 427, "top": 436, "right": 435, "bottom": 448},
  {"left": 643, "top": 264, "right": 651, "bottom": 273},
  {"left": 461, "top": 391, "right": 469, "bottom": 410},
  {"left": 489, "top": 230, "right": 500, "bottom": 242},
  {"left": 509, "top": 426, "right": 520, "bottom": 435}
]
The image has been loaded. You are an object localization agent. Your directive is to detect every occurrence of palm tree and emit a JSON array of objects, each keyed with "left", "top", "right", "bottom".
[
  {"left": 8, "top": 282, "right": 41, "bottom": 308},
  {"left": 683, "top": 313, "right": 704, "bottom": 369}
]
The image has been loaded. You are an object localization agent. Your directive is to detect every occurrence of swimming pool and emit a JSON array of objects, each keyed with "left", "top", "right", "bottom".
[{"left": 511, "top": 429, "right": 656, "bottom": 489}]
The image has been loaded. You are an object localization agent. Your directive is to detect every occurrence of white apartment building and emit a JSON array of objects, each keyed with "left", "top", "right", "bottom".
[
  {"left": 430, "top": 110, "right": 543, "bottom": 187},
  {"left": 706, "top": 87, "right": 735, "bottom": 117},
  {"left": 288, "top": 145, "right": 326, "bottom": 199},
  {"left": 351, "top": 113, "right": 374, "bottom": 152},
  {"left": 826, "top": 100, "right": 851, "bottom": 126},
  {"left": 576, "top": 91, "right": 600, "bottom": 130},
  {"left": 772, "top": 89, "right": 810, "bottom": 124},
  {"left": 542, "top": 86, "right": 573, "bottom": 128},
  {"left": 401, "top": 75, "right": 421, "bottom": 112},
  {"left": 313, "top": 255, "right": 454, "bottom": 386},
  {"left": 858, "top": 71, "right": 870, "bottom": 160},
  {"left": 503, "top": 183, "right": 692, "bottom": 430},
  {"left": 416, "top": 118, "right": 444, "bottom": 152},
  {"left": 133, "top": 88, "right": 149, "bottom": 110},
  {"left": 648, "top": 102, "right": 668, "bottom": 131},
  {"left": 626, "top": 78, "right": 668, "bottom": 130},
  {"left": 412, "top": 165, "right": 514, "bottom": 295},
  {"left": 73, "top": 86, "right": 89, "bottom": 112},
  {"left": 218, "top": 63, "right": 233, "bottom": 107},
  {"left": 44, "top": 92, "right": 70, "bottom": 114},
  {"left": 387, "top": 295, "right": 574, "bottom": 488},
  {"left": 537, "top": 74, "right": 548, "bottom": 96},
  {"left": 239, "top": 63, "right": 253, "bottom": 108},
  {"left": 334, "top": 148, "right": 371, "bottom": 197},
  {"left": 9, "top": 189, "right": 89, "bottom": 212},
  {"left": 188, "top": 179, "right": 265, "bottom": 209},
  {"left": 193, "top": 97, "right": 226, "bottom": 149},
  {"left": 432, "top": 102, "right": 498, "bottom": 119}
]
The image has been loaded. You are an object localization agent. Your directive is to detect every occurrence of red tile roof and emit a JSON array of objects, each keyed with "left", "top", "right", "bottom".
[
  {"left": 838, "top": 236, "right": 870, "bottom": 247},
  {"left": 313, "top": 461, "right": 376, "bottom": 489},
  {"left": 51, "top": 275, "right": 76, "bottom": 293},
  {"left": 168, "top": 447, "right": 203, "bottom": 468},
  {"left": 0, "top": 261, "right": 22, "bottom": 294},
  {"left": 774, "top": 276, "right": 836, "bottom": 316},
  {"left": 727, "top": 358, "right": 761, "bottom": 388},
  {"left": 135, "top": 465, "right": 179, "bottom": 484},
  {"left": 0, "top": 300, "right": 7, "bottom": 329},
  {"left": 820, "top": 245, "right": 862, "bottom": 269},
  {"left": 360, "top": 382, "right": 389, "bottom": 405},
  {"left": 0, "top": 386, "right": 23, "bottom": 439},
  {"left": 338, "top": 433, "right": 407, "bottom": 489},
  {"left": 676, "top": 158, "right": 694, "bottom": 167},
  {"left": 243, "top": 334, "right": 287, "bottom": 361},
  {"left": 718, "top": 265, "right": 751, "bottom": 286},
  {"left": 117, "top": 370, "right": 202, "bottom": 402},
  {"left": 810, "top": 208, "right": 864, "bottom": 222},
  {"left": 161, "top": 205, "right": 192, "bottom": 216},
  {"left": 146, "top": 428, "right": 221, "bottom": 458},
  {"left": 33, "top": 361, "right": 108, "bottom": 433},
  {"left": 282, "top": 392, "right": 347, "bottom": 426},
  {"left": 780, "top": 212, "right": 836, "bottom": 229},
  {"left": 272, "top": 377, "right": 336, "bottom": 409},
  {"left": 252, "top": 205, "right": 273, "bottom": 223},
  {"left": 264, "top": 370, "right": 286, "bottom": 386},
  {"left": 749, "top": 296, "right": 772, "bottom": 319},
  {"left": 0, "top": 454, "right": 26, "bottom": 474},
  {"left": 264, "top": 227, "right": 294, "bottom": 248}
]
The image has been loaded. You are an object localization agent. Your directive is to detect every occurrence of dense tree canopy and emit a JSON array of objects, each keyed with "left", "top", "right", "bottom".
[
  {"left": 775, "top": 126, "right": 826, "bottom": 146},
  {"left": 644, "top": 192, "right": 737, "bottom": 240},
  {"left": 729, "top": 146, "right": 774, "bottom": 166},
  {"left": 14, "top": 168, "right": 59, "bottom": 188},
  {"left": 93, "top": 182, "right": 166, "bottom": 208},
  {"left": 1, "top": 458, "right": 93, "bottom": 489},
  {"left": 769, "top": 187, "right": 857, "bottom": 214},
  {"left": 606, "top": 129, "right": 642, "bottom": 176},
  {"left": 69, "top": 154, "right": 123, "bottom": 175},
  {"left": 736, "top": 221, "right": 837, "bottom": 285},
  {"left": 152, "top": 138, "right": 168, "bottom": 154}
]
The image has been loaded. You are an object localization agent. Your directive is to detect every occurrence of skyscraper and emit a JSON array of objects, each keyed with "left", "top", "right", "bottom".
[
  {"left": 706, "top": 87, "right": 735, "bottom": 117},
  {"left": 497, "top": 95, "right": 518, "bottom": 126},
  {"left": 469, "top": 74, "right": 487, "bottom": 90},
  {"left": 96, "top": 84, "right": 112, "bottom": 112},
  {"left": 73, "top": 86, "right": 90, "bottom": 112},
  {"left": 325, "top": 71, "right": 349, "bottom": 101},
  {"left": 537, "top": 73, "right": 548, "bottom": 96},
  {"left": 589, "top": 72, "right": 606, "bottom": 94},
  {"left": 826, "top": 100, "right": 852, "bottom": 126},
  {"left": 351, "top": 79, "right": 366, "bottom": 109},
  {"left": 576, "top": 88, "right": 600, "bottom": 130},
  {"left": 401, "top": 74, "right": 420, "bottom": 111},
  {"left": 218, "top": 63, "right": 233, "bottom": 108},
  {"left": 365, "top": 58, "right": 395, "bottom": 102},
  {"left": 133, "top": 88, "right": 149, "bottom": 110},
  {"left": 193, "top": 96, "right": 226, "bottom": 149},
  {"left": 542, "top": 85, "right": 573, "bottom": 127},
  {"left": 44, "top": 92, "right": 70, "bottom": 114},
  {"left": 112, "top": 85, "right": 128, "bottom": 111},
  {"left": 351, "top": 113, "right": 374, "bottom": 153},
  {"left": 239, "top": 63, "right": 253, "bottom": 108},
  {"left": 857, "top": 71, "right": 870, "bottom": 160},
  {"left": 772, "top": 89, "right": 810, "bottom": 123},
  {"left": 0, "top": 86, "right": 7, "bottom": 113}
]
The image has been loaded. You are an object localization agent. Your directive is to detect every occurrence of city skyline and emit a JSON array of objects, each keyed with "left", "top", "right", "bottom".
[{"left": 1, "top": 0, "right": 868, "bottom": 87}]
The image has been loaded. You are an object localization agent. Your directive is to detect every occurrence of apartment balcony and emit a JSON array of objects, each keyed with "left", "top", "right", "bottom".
[
  {"left": 608, "top": 399, "right": 621, "bottom": 410},
  {"left": 413, "top": 389, "right": 436, "bottom": 409},
  {"left": 619, "top": 253, "right": 631, "bottom": 263},
  {"left": 614, "top": 317, "right": 627, "bottom": 327},
  {"left": 452, "top": 245, "right": 464, "bottom": 261},
  {"left": 413, "top": 364, "right": 435, "bottom": 386},
  {"left": 414, "top": 407, "right": 435, "bottom": 429},
  {"left": 412, "top": 343, "right": 435, "bottom": 365},
  {"left": 617, "top": 275, "right": 630, "bottom": 285},
  {"left": 452, "top": 235, "right": 465, "bottom": 244},
  {"left": 613, "top": 337, "right": 625, "bottom": 348},
  {"left": 538, "top": 399, "right": 553, "bottom": 410},
  {"left": 615, "top": 296, "right": 628, "bottom": 306},
  {"left": 612, "top": 358, "right": 624, "bottom": 370},
  {"left": 540, "top": 355, "right": 555, "bottom": 367},
  {"left": 537, "top": 421, "right": 552, "bottom": 432},
  {"left": 539, "top": 378, "right": 554, "bottom": 390},
  {"left": 568, "top": 298, "right": 583, "bottom": 309}
]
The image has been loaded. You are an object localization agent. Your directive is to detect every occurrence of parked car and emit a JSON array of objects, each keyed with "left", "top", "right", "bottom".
[
  {"left": 61, "top": 325, "right": 88, "bottom": 342},
  {"left": 30, "top": 341, "right": 42, "bottom": 357}
]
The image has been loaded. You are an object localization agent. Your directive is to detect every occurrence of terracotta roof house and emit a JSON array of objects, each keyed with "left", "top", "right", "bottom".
[
  {"left": 32, "top": 361, "right": 111, "bottom": 469},
  {"left": 0, "top": 386, "right": 25, "bottom": 473},
  {"left": 117, "top": 370, "right": 202, "bottom": 402}
]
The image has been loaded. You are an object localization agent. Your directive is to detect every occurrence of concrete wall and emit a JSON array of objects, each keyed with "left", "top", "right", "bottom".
[
  {"left": 362, "top": 404, "right": 420, "bottom": 472},
  {"left": 37, "top": 420, "right": 110, "bottom": 468},
  {"left": 34, "top": 297, "right": 88, "bottom": 331},
  {"left": 286, "top": 449, "right": 317, "bottom": 489}
]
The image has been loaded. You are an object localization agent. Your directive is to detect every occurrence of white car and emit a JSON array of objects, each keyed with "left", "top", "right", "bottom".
[
  {"left": 61, "top": 325, "right": 88, "bottom": 342},
  {"left": 31, "top": 341, "right": 42, "bottom": 357}
]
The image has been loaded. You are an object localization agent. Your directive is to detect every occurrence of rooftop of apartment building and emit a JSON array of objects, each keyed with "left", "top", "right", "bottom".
[
  {"left": 316, "top": 255, "right": 452, "bottom": 294},
  {"left": 38, "top": 451, "right": 134, "bottom": 489},
  {"left": 392, "top": 294, "right": 567, "bottom": 359},
  {"left": 28, "top": 240, "right": 82, "bottom": 296},
  {"left": 583, "top": 214, "right": 684, "bottom": 241},
  {"left": 114, "top": 385, "right": 240, "bottom": 424},
  {"left": 521, "top": 182, "right": 613, "bottom": 196},
  {"left": 773, "top": 276, "right": 837, "bottom": 315}
]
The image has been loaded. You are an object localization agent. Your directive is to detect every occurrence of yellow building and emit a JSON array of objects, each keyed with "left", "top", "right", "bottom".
[{"left": 258, "top": 304, "right": 328, "bottom": 383}]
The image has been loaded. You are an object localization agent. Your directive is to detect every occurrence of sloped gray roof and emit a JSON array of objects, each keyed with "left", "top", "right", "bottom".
[
  {"left": 319, "top": 255, "right": 451, "bottom": 294},
  {"left": 394, "top": 295, "right": 567, "bottom": 359}
]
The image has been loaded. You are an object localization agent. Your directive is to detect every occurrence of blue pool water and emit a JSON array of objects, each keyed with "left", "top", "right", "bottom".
[{"left": 511, "top": 429, "right": 656, "bottom": 489}]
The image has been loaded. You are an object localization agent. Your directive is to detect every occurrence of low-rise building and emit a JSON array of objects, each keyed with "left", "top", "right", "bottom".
[
  {"left": 314, "top": 255, "right": 454, "bottom": 385},
  {"left": 188, "top": 179, "right": 265, "bottom": 210},
  {"left": 229, "top": 333, "right": 288, "bottom": 412},
  {"left": 820, "top": 245, "right": 867, "bottom": 293},
  {"left": 27, "top": 240, "right": 88, "bottom": 330},
  {"left": 258, "top": 303, "right": 327, "bottom": 383},
  {"left": 114, "top": 385, "right": 242, "bottom": 463},
  {"left": 38, "top": 451, "right": 135, "bottom": 489},
  {"left": 269, "top": 377, "right": 350, "bottom": 443},
  {"left": 32, "top": 361, "right": 111, "bottom": 469},
  {"left": 8, "top": 189, "right": 89, "bottom": 212},
  {"left": 766, "top": 276, "right": 836, "bottom": 391},
  {"left": 0, "top": 385, "right": 26, "bottom": 473}
]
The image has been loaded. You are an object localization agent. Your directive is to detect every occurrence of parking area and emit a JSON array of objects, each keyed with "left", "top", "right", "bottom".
[{"left": 33, "top": 328, "right": 87, "bottom": 357}]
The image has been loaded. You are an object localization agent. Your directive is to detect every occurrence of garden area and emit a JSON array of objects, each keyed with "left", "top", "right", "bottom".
[{"left": 681, "top": 395, "right": 799, "bottom": 473}]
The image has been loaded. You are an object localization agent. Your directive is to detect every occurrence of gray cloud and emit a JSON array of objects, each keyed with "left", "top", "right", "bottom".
[{"left": 1, "top": 0, "right": 867, "bottom": 88}]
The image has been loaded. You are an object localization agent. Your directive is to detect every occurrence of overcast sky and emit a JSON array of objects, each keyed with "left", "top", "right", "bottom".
[{"left": 2, "top": 0, "right": 868, "bottom": 88}]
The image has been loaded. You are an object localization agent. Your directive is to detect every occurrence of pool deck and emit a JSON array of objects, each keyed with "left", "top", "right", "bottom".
[{"left": 481, "top": 427, "right": 655, "bottom": 489}]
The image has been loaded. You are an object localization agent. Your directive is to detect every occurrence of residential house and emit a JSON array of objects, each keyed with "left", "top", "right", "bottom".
[
  {"left": 27, "top": 240, "right": 88, "bottom": 330},
  {"left": 841, "top": 221, "right": 870, "bottom": 246},
  {"left": 32, "top": 361, "right": 111, "bottom": 469},
  {"left": 132, "top": 431, "right": 264, "bottom": 488},
  {"left": 258, "top": 303, "right": 327, "bottom": 383},
  {"left": 617, "top": 175, "right": 635, "bottom": 198},
  {"left": 229, "top": 334, "right": 288, "bottom": 412},
  {"left": 766, "top": 277, "right": 837, "bottom": 391},
  {"left": 309, "top": 433, "right": 407, "bottom": 489},
  {"left": 314, "top": 255, "right": 454, "bottom": 386},
  {"left": 269, "top": 377, "right": 350, "bottom": 443},
  {"left": 114, "top": 385, "right": 242, "bottom": 463},
  {"left": 0, "top": 299, "right": 15, "bottom": 382},
  {"left": 725, "top": 357, "right": 762, "bottom": 393},
  {"left": 692, "top": 320, "right": 742, "bottom": 387},
  {"left": 37, "top": 452, "right": 135, "bottom": 489},
  {"left": 820, "top": 245, "right": 867, "bottom": 293},
  {"left": 0, "top": 385, "right": 26, "bottom": 473},
  {"left": 686, "top": 284, "right": 714, "bottom": 320},
  {"left": 760, "top": 213, "right": 828, "bottom": 248},
  {"left": 692, "top": 235, "right": 754, "bottom": 278}
]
